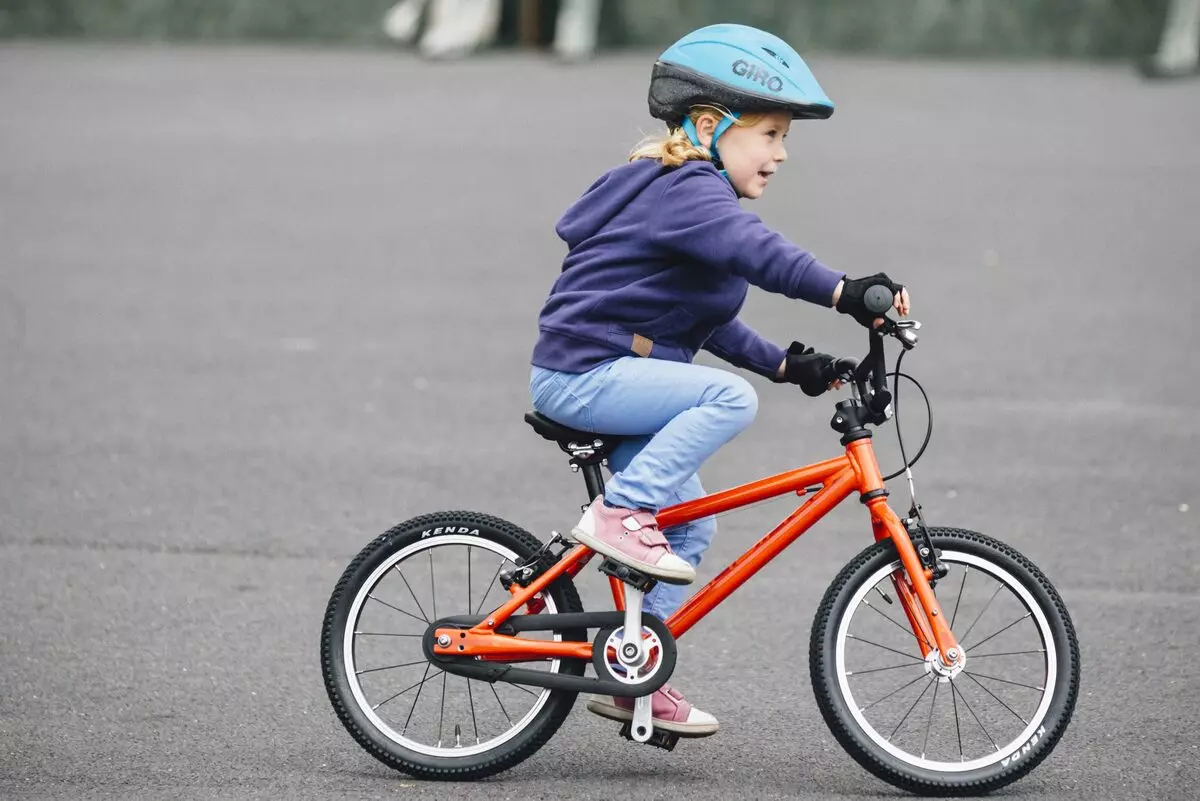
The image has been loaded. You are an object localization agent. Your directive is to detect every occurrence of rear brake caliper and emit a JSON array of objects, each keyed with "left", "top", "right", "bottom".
[{"left": 500, "top": 532, "right": 571, "bottom": 591}]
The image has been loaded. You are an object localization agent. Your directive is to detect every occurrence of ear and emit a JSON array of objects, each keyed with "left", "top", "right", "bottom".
[{"left": 693, "top": 113, "right": 719, "bottom": 149}]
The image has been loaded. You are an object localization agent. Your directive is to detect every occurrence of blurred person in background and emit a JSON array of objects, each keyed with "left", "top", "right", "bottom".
[
  {"left": 382, "top": 0, "right": 601, "bottom": 60},
  {"left": 528, "top": 24, "right": 910, "bottom": 737},
  {"left": 1141, "top": 0, "right": 1200, "bottom": 77}
]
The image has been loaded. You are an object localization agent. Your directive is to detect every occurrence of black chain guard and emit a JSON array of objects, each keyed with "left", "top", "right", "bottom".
[{"left": 422, "top": 611, "right": 677, "bottom": 697}]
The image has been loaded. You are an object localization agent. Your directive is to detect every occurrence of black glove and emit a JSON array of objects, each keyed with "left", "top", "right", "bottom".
[
  {"left": 783, "top": 341, "right": 838, "bottom": 397},
  {"left": 836, "top": 272, "right": 904, "bottom": 328}
]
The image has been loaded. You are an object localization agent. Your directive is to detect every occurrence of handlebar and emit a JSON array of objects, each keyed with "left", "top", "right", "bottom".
[{"left": 833, "top": 316, "right": 921, "bottom": 426}]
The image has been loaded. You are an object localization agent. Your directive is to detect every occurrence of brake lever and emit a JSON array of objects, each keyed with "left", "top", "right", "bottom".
[{"left": 894, "top": 319, "right": 920, "bottom": 350}]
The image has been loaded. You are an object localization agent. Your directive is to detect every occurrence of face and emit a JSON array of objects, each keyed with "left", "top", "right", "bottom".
[{"left": 696, "top": 110, "right": 791, "bottom": 199}]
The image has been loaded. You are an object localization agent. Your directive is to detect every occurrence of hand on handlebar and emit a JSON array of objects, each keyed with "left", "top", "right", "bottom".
[
  {"left": 782, "top": 341, "right": 843, "bottom": 397},
  {"left": 835, "top": 273, "right": 910, "bottom": 328}
]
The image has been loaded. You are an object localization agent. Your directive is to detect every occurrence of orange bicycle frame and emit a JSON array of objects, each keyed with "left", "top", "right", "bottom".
[{"left": 432, "top": 436, "right": 959, "bottom": 665}]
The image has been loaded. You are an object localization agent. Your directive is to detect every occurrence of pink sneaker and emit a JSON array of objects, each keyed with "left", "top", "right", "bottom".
[
  {"left": 570, "top": 496, "right": 696, "bottom": 584},
  {"left": 586, "top": 684, "right": 719, "bottom": 737}
]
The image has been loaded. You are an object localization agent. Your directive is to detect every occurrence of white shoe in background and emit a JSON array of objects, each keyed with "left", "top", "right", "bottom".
[
  {"left": 419, "top": 0, "right": 502, "bottom": 60},
  {"left": 382, "top": 0, "right": 428, "bottom": 44},
  {"left": 553, "top": 0, "right": 600, "bottom": 61},
  {"left": 1145, "top": 0, "right": 1200, "bottom": 77}
]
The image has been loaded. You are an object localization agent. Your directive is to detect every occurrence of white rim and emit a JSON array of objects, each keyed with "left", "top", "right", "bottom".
[
  {"left": 834, "top": 550, "right": 1057, "bottom": 773},
  {"left": 342, "top": 535, "right": 559, "bottom": 758}
]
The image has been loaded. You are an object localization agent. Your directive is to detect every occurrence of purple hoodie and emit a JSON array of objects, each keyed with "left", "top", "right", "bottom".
[{"left": 531, "top": 159, "right": 845, "bottom": 379}]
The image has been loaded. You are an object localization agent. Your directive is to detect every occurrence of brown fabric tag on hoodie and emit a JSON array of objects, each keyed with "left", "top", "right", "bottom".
[{"left": 631, "top": 334, "right": 653, "bottom": 357}]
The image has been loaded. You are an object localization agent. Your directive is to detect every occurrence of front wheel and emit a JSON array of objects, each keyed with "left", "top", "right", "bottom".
[
  {"left": 321, "top": 511, "right": 586, "bottom": 780},
  {"left": 810, "top": 527, "right": 1080, "bottom": 795}
]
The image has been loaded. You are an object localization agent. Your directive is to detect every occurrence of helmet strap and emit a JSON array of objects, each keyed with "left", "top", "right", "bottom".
[{"left": 681, "top": 111, "right": 740, "bottom": 178}]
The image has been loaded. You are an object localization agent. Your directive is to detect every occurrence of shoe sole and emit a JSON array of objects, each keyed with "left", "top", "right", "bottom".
[
  {"left": 586, "top": 698, "right": 719, "bottom": 737},
  {"left": 569, "top": 527, "right": 696, "bottom": 585}
]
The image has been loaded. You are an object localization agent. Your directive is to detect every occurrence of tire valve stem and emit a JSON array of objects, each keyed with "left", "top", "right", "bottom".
[
  {"left": 874, "top": 587, "right": 894, "bottom": 605},
  {"left": 455, "top": 723, "right": 462, "bottom": 748}
]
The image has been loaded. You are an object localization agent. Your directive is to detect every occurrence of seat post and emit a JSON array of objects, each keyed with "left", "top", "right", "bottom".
[{"left": 581, "top": 464, "right": 605, "bottom": 503}]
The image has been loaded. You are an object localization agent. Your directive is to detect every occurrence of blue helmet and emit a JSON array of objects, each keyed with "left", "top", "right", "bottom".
[{"left": 648, "top": 23, "right": 834, "bottom": 126}]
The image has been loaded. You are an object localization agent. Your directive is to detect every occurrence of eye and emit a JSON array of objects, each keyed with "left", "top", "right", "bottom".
[{"left": 766, "top": 129, "right": 778, "bottom": 139}]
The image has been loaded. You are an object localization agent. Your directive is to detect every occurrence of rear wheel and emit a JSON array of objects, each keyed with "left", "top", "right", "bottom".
[
  {"left": 321, "top": 511, "right": 586, "bottom": 780},
  {"left": 810, "top": 527, "right": 1080, "bottom": 795}
]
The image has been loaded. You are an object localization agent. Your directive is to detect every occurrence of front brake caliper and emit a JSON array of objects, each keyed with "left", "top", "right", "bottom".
[{"left": 904, "top": 506, "right": 948, "bottom": 582}]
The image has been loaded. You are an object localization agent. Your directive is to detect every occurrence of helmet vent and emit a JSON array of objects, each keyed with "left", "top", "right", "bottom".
[{"left": 761, "top": 47, "right": 789, "bottom": 69}]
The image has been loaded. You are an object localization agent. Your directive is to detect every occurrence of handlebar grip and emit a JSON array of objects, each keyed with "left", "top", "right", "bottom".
[{"left": 863, "top": 284, "right": 895, "bottom": 315}]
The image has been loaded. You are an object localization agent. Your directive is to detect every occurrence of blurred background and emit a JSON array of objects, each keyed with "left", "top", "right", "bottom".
[
  {"left": 1, "top": 1, "right": 1198, "bottom": 800},
  {"left": 0, "top": 0, "right": 1189, "bottom": 63}
]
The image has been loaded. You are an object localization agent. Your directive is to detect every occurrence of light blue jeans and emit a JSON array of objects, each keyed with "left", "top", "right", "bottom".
[{"left": 529, "top": 357, "right": 759, "bottom": 620}]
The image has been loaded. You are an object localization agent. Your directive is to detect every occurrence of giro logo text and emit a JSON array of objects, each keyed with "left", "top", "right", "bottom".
[{"left": 732, "top": 60, "right": 784, "bottom": 92}]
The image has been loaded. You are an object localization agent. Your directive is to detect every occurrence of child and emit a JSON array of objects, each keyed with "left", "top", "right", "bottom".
[{"left": 529, "top": 23, "right": 910, "bottom": 736}]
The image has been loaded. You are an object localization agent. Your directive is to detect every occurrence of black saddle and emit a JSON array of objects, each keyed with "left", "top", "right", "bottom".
[{"left": 523, "top": 412, "right": 622, "bottom": 463}]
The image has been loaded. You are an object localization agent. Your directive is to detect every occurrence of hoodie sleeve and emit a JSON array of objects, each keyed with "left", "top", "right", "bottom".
[
  {"left": 703, "top": 316, "right": 787, "bottom": 380},
  {"left": 649, "top": 164, "right": 846, "bottom": 306}
]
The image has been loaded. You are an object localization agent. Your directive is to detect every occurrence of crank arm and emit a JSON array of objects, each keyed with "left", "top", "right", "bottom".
[{"left": 630, "top": 695, "right": 654, "bottom": 742}]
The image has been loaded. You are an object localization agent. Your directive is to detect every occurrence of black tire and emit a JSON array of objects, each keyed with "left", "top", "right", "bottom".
[
  {"left": 321, "top": 511, "right": 586, "bottom": 780},
  {"left": 810, "top": 527, "right": 1080, "bottom": 796}
]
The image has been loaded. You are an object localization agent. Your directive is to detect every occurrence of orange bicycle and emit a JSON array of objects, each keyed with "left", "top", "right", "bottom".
[{"left": 321, "top": 311, "right": 1080, "bottom": 795}]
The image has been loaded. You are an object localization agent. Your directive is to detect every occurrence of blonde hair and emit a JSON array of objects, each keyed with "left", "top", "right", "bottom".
[{"left": 629, "top": 105, "right": 766, "bottom": 167}]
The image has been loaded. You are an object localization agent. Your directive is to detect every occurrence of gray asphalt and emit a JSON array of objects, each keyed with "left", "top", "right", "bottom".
[{"left": 1, "top": 41, "right": 1198, "bottom": 800}]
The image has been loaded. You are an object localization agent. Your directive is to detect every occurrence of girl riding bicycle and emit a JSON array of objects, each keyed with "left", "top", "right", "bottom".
[{"left": 529, "top": 23, "right": 911, "bottom": 736}]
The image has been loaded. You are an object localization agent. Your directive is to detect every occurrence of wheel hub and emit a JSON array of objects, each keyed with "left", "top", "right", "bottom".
[{"left": 924, "top": 646, "right": 965, "bottom": 681}]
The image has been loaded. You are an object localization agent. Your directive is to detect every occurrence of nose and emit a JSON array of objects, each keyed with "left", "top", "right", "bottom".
[{"left": 776, "top": 144, "right": 787, "bottom": 163}]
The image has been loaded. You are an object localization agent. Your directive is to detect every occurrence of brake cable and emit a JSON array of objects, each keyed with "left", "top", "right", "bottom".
[{"left": 886, "top": 346, "right": 946, "bottom": 580}]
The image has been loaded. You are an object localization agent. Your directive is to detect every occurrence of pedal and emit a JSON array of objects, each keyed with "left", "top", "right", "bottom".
[
  {"left": 618, "top": 721, "right": 679, "bottom": 751},
  {"left": 597, "top": 558, "right": 658, "bottom": 592}
]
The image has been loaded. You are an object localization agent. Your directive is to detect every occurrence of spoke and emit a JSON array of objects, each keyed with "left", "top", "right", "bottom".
[
  {"left": 401, "top": 664, "right": 433, "bottom": 734},
  {"left": 467, "top": 545, "right": 472, "bottom": 615},
  {"left": 948, "top": 566, "right": 969, "bottom": 630},
  {"left": 950, "top": 675, "right": 964, "bottom": 761},
  {"left": 964, "top": 613, "right": 1032, "bottom": 652},
  {"left": 489, "top": 683, "right": 513, "bottom": 724},
  {"left": 467, "top": 678, "right": 479, "bottom": 745},
  {"left": 963, "top": 672, "right": 1028, "bottom": 725},
  {"left": 964, "top": 670, "right": 1044, "bottom": 692},
  {"left": 372, "top": 666, "right": 439, "bottom": 711},
  {"left": 356, "top": 658, "right": 429, "bottom": 676},
  {"left": 437, "top": 671, "right": 447, "bottom": 747},
  {"left": 969, "top": 649, "right": 1045, "bottom": 659},
  {"left": 429, "top": 550, "right": 437, "bottom": 622},
  {"left": 847, "top": 633, "right": 926, "bottom": 664},
  {"left": 354, "top": 631, "right": 425, "bottom": 637},
  {"left": 862, "top": 596, "right": 932, "bottom": 650},
  {"left": 369, "top": 671, "right": 441, "bottom": 714},
  {"left": 367, "top": 594, "right": 426, "bottom": 626},
  {"left": 888, "top": 678, "right": 934, "bottom": 740},
  {"left": 474, "top": 560, "right": 505, "bottom": 616},
  {"left": 949, "top": 677, "right": 999, "bottom": 751},
  {"left": 503, "top": 681, "right": 538, "bottom": 697},
  {"left": 861, "top": 672, "right": 931, "bottom": 712},
  {"left": 395, "top": 566, "right": 430, "bottom": 622},
  {"left": 921, "top": 677, "right": 941, "bottom": 758},
  {"left": 958, "top": 584, "right": 1003, "bottom": 644},
  {"left": 847, "top": 662, "right": 927, "bottom": 677}
]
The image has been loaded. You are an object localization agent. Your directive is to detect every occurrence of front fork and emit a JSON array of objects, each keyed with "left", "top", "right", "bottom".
[{"left": 868, "top": 498, "right": 962, "bottom": 666}]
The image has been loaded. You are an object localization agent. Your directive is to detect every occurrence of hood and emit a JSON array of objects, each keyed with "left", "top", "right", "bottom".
[{"left": 555, "top": 159, "right": 668, "bottom": 248}]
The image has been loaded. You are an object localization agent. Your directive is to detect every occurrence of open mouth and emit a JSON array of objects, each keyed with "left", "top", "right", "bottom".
[{"left": 758, "top": 171, "right": 774, "bottom": 180}]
